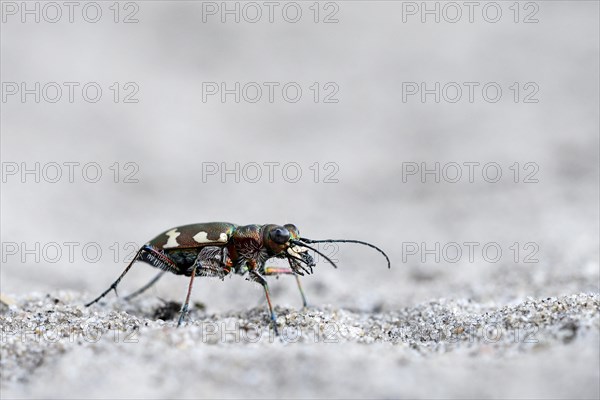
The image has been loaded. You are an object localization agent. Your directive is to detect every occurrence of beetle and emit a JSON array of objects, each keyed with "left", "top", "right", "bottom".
[{"left": 85, "top": 222, "right": 390, "bottom": 333}]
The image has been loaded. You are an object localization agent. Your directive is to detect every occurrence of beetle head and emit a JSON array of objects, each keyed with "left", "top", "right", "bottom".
[{"left": 262, "top": 224, "right": 315, "bottom": 270}]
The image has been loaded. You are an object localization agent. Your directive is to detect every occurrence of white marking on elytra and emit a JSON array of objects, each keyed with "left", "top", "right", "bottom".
[
  {"left": 193, "top": 231, "right": 228, "bottom": 244},
  {"left": 163, "top": 229, "right": 181, "bottom": 249}
]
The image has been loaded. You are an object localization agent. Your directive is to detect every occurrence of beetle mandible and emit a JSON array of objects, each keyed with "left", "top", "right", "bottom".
[{"left": 86, "top": 222, "right": 391, "bottom": 333}]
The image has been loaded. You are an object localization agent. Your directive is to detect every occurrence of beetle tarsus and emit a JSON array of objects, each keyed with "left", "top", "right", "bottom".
[
  {"left": 85, "top": 284, "right": 116, "bottom": 307},
  {"left": 177, "top": 303, "right": 189, "bottom": 327},
  {"left": 270, "top": 312, "right": 280, "bottom": 337}
]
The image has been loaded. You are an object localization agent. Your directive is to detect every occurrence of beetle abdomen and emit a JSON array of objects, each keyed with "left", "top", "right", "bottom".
[
  {"left": 163, "top": 247, "right": 230, "bottom": 277},
  {"left": 164, "top": 249, "right": 200, "bottom": 271}
]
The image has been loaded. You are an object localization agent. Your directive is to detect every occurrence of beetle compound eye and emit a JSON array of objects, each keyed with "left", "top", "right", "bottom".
[
  {"left": 270, "top": 227, "right": 290, "bottom": 245},
  {"left": 284, "top": 224, "right": 300, "bottom": 238}
]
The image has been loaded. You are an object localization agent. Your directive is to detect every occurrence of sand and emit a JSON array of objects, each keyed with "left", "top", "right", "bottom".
[{"left": 1, "top": 291, "right": 598, "bottom": 399}]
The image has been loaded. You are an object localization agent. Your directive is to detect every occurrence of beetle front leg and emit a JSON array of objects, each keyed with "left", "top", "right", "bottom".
[
  {"left": 287, "top": 259, "right": 309, "bottom": 307},
  {"left": 263, "top": 265, "right": 308, "bottom": 308}
]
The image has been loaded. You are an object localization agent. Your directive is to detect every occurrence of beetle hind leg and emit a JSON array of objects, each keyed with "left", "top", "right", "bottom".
[
  {"left": 263, "top": 266, "right": 308, "bottom": 308},
  {"left": 124, "top": 270, "right": 167, "bottom": 301},
  {"left": 85, "top": 244, "right": 178, "bottom": 307},
  {"left": 138, "top": 244, "right": 181, "bottom": 275},
  {"left": 85, "top": 248, "right": 144, "bottom": 307}
]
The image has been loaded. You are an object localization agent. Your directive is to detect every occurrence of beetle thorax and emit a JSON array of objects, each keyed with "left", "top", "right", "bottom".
[{"left": 229, "top": 225, "right": 270, "bottom": 271}]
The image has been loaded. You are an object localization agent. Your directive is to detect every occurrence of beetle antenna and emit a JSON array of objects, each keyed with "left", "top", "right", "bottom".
[
  {"left": 299, "top": 238, "right": 391, "bottom": 269},
  {"left": 291, "top": 240, "right": 338, "bottom": 269}
]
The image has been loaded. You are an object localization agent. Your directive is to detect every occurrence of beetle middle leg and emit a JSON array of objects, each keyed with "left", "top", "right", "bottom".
[
  {"left": 124, "top": 271, "right": 167, "bottom": 301},
  {"left": 248, "top": 269, "right": 280, "bottom": 335}
]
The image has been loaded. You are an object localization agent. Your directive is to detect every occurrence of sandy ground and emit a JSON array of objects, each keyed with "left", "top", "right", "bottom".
[{"left": 1, "top": 291, "right": 599, "bottom": 399}]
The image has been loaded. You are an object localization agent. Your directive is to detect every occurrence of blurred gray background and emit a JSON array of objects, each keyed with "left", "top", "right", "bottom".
[{"left": 1, "top": 1, "right": 599, "bottom": 398}]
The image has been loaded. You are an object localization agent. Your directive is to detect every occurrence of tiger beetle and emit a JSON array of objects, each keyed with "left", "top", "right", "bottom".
[{"left": 86, "top": 222, "right": 391, "bottom": 334}]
